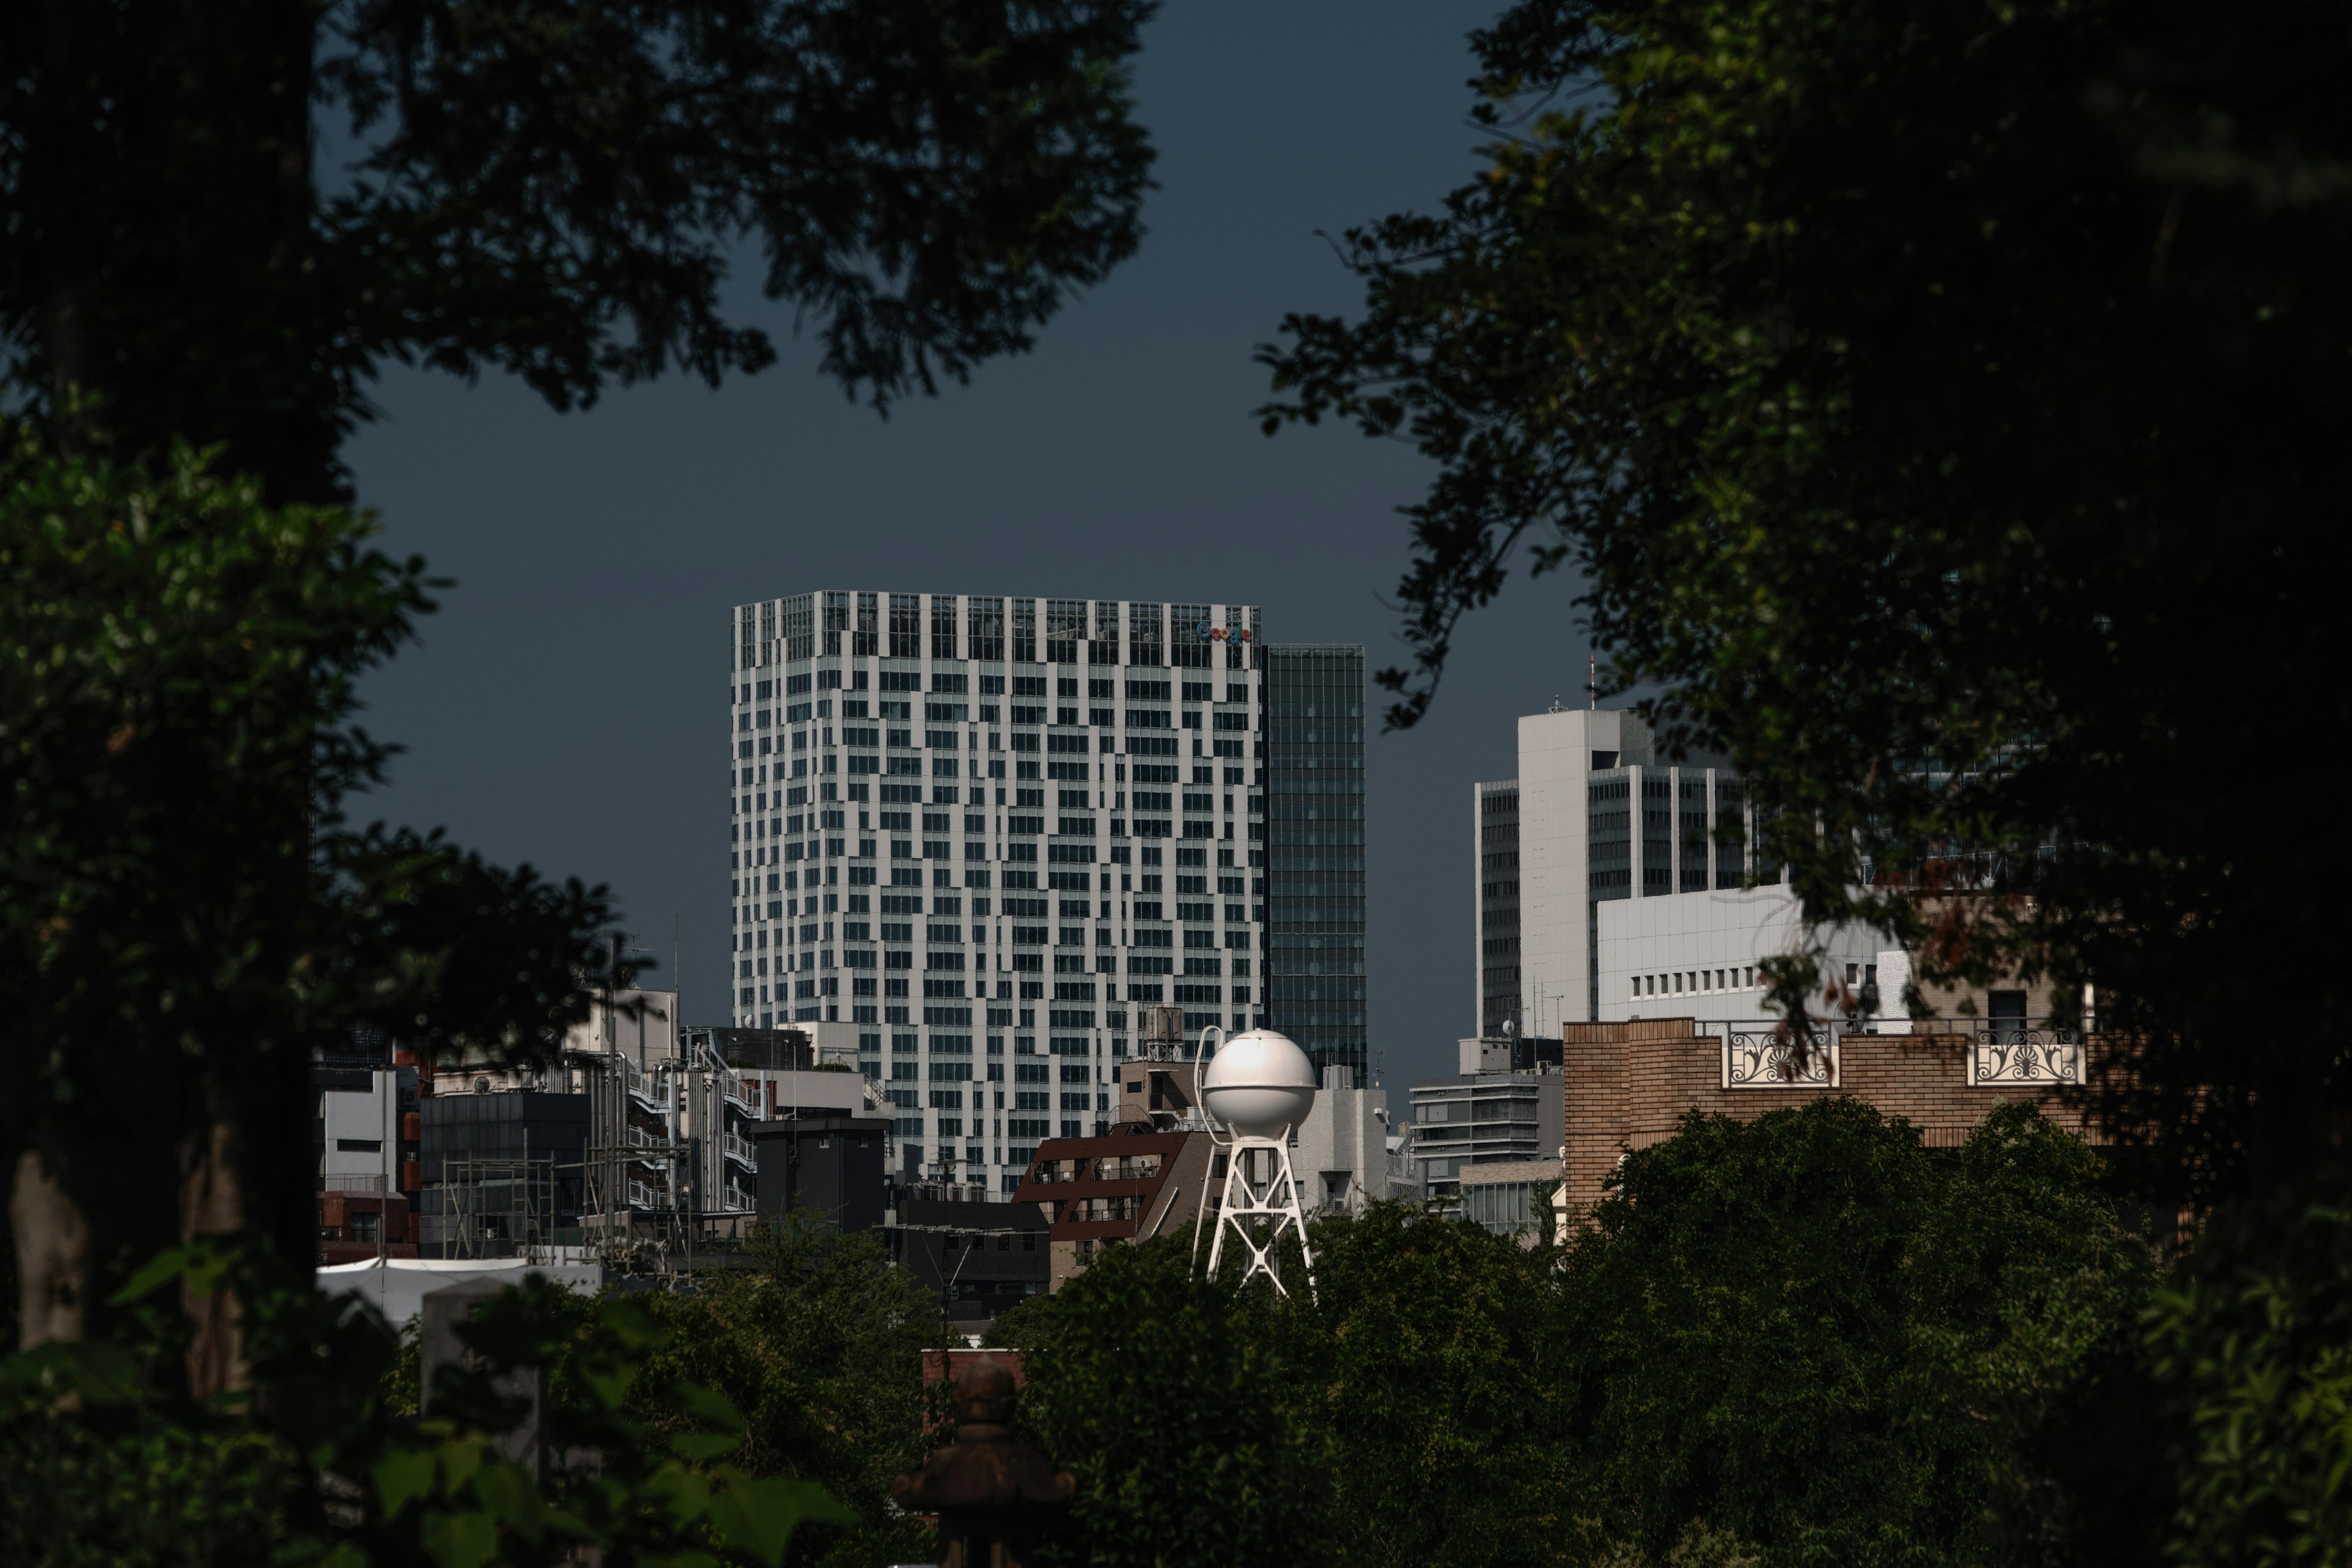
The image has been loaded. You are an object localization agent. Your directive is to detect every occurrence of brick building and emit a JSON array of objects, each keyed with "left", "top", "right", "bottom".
[{"left": 1561, "top": 1016, "right": 2097, "bottom": 1214}]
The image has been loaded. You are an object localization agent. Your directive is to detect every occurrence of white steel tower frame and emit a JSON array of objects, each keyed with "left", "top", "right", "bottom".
[{"left": 1190, "top": 1027, "right": 1317, "bottom": 1298}]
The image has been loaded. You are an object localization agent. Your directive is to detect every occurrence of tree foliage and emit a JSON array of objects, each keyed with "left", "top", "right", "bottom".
[
  {"left": 9, "top": 1247, "right": 863, "bottom": 1568},
  {"left": 0, "top": 426, "right": 627, "bottom": 1327},
  {"left": 372, "top": 1216, "right": 948, "bottom": 1564},
  {"left": 1271, "top": 1203, "right": 1564, "bottom": 1568},
  {"left": 2, "top": 0, "right": 1158, "bottom": 502},
  {"left": 1558, "top": 1098, "right": 2153, "bottom": 1567},
  {"left": 993, "top": 1110, "right": 2144, "bottom": 1568},
  {"left": 624, "top": 1217, "right": 948, "bottom": 1567},
  {"left": 2149, "top": 1177, "right": 2352, "bottom": 1568},
  {"left": 1261, "top": 0, "right": 2352, "bottom": 1197},
  {"left": 995, "top": 1229, "right": 1332, "bottom": 1568}
]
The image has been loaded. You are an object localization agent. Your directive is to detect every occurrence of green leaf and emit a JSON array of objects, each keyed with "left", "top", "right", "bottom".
[
  {"left": 418, "top": 1509, "right": 500, "bottom": 1568},
  {"left": 670, "top": 1380, "right": 748, "bottom": 1433},
  {"left": 668, "top": 1432, "right": 744, "bottom": 1462},
  {"left": 270, "top": 1537, "right": 370, "bottom": 1567},
  {"left": 435, "top": 1437, "right": 484, "bottom": 1495},
  {"left": 469, "top": 1455, "right": 543, "bottom": 1545},
  {"left": 108, "top": 1246, "right": 194, "bottom": 1305},
  {"left": 707, "top": 1476, "right": 856, "bottom": 1568},
  {"left": 374, "top": 1446, "right": 439, "bottom": 1518},
  {"left": 644, "top": 1462, "right": 714, "bottom": 1523},
  {"left": 541, "top": 1506, "right": 598, "bottom": 1542}
]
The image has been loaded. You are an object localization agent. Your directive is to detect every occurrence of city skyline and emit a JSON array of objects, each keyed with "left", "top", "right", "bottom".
[{"left": 339, "top": 0, "right": 1587, "bottom": 1095}]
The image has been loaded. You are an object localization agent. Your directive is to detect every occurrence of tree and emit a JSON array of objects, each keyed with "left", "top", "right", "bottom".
[
  {"left": 1260, "top": 0, "right": 2352, "bottom": 1197},
  {"left": 1273, "top": 1203, "right": 1566, "bottom": 1568},
  {"left": 2147, "top": 1173, "right": 2352, "bottom": 1568},
  {"left": 1555, "top": 1098, "right": 2151, "bottom": 1567},
  {"left": 0, "top": 426, "right": 625, "bottom": 1370},
  {"left": 626, "top": 1216, "right": 949, "bottom": 1567},
  {"left": 1, "top": 0, "right": 1156, "bottom": 1358},
  {"left": 2, "top": 0, "right": 1158, "bottom": 503},
  {"left": 992, "top": 1231, "right": 1331, "bottom": 1568}
]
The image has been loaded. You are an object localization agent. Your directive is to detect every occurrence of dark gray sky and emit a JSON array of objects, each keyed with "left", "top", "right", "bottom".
[{"left": 345, "top": 0, "right": 1590, "bottom": 1093}]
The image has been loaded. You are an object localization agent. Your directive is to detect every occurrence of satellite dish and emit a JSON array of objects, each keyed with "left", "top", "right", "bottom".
[
  {"left": 1200, "top": 1028, "right": 1318, "bottom": 1139},
  {"left": 1502, "top": 1019, "right": 1517, "bottom": 1038}
]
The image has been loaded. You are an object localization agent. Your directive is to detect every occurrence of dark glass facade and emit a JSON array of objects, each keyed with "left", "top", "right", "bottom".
[{"left": 1263, "top": 646, "right": 1368, "bottom": 1087}]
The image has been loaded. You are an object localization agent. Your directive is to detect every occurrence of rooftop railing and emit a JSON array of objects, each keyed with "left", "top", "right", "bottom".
[{"left": 1699, "top": 1017, "right": 2087, "bottom": 1090}]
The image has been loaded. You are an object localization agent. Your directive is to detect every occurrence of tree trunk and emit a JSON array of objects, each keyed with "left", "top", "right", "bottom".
[
  {"left": 180, "top": 1119, "right": 249, "bottom": 1397},
  {"left": 11, "top": 1147, "right": 89, "bottom": 1351}
]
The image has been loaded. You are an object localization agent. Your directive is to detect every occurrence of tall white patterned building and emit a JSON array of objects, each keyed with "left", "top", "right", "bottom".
[{"left": 727, "top": 592, "right": 1265, "bottom": 1194}]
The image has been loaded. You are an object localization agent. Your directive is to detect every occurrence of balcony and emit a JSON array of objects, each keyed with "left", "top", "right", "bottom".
[
  {"left": 722, "top": 1182, "right": 758, "bottom": 1213},
  {"left": 626, "top": 1178, "right": 671, "bottom": 1212},
  {"left": 623, "top": 1060, "right": 666, "bottom": 1112},
  {"left": 720, "top": 1070, "right": 758, "bottom": 1114},
  {"left": 624, "top": 1123, "right": 675, "bottom": 1156},
  {"left": 723, "top": 1131, "right": 759, "bottom": 1169}
]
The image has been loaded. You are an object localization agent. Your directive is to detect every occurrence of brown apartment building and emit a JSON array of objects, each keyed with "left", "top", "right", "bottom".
[{"left": 1010, "top": 1125, "right": 1214, "bottom": 1291}]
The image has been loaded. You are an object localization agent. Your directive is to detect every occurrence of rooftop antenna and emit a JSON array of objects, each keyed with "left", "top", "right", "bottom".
[
  {"left": 1192, "top": 1025, "right": 1318, "bottom": 1300},
  {"left": 1589, "top": 654, "right": 1597, "bottom": 710}
]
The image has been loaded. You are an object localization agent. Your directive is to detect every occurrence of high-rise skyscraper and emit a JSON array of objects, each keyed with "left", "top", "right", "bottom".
[
  {"left": 726, "top": 592, "right": 1264, "bottom": 1196},
  {"left": 1263, "top": 644, "right": 1368, "bottom": 1087}
]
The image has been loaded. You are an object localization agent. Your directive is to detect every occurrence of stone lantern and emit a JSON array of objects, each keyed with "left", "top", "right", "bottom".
[{"left": 891, "top": 1355, "right": 1074, "bottom": 1568}]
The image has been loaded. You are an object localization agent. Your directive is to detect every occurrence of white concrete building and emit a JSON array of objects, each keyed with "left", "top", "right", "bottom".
[
  {"left": 1595, "top": 884, "right": 1885, "bottom": 1025},
  {"left": 1476, "top": 706, "right": 1753, "bottom": 1032},
  {"left": 1289, "top": 1066, "right": 1392, "bottom": 1214},
  {"left": 1477, "top": 705, "right": 1912, "bottom": 1036},
  {"left": 319, "top": 1064, "right": 415, "bottom": 1191},
  {"left": 728, "top": 591, "right": 1265, "bottom": 1197}
]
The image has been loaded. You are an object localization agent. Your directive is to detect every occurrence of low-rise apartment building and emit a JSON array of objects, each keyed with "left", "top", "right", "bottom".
[{"left": 1408, "top": 1069, "right": 1566, "bottom": 1200}]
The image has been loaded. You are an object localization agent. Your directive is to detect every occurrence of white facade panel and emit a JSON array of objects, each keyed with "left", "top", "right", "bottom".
[
  {"left": 1515, "top": 708, "right": 1649, "bottom": 1033},
  {"left": 322, "top": 1069, "right": 407, "bottom": 1184},
  {"left": 1595, "top": 885, "right": 1883, "bottom": 1024},
  {"left": 1289, "top": 1068, "right": 1390, "bottom": 1213}
]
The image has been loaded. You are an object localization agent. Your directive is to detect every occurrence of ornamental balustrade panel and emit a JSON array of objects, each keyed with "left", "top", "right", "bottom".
[
  {"left": 1719, "top": 1022, "right": 1841, "bottom": 1089},
  {"left": 1966, "top": 1025, "right": 2084, "bottom": 1087}
]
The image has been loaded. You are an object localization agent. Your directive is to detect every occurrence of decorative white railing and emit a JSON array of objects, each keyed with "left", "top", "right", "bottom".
[
  {"left": 1719, "top": 1023, "right": 1841, "bottom": 1089},
  {"left": 1966, "top": 1026, "right": 2084, "bottom": 1087}
]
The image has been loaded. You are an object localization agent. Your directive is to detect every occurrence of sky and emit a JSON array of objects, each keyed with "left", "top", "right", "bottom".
[{"left": 344, "top": 0, "right": 1593, "bottom": 1093}]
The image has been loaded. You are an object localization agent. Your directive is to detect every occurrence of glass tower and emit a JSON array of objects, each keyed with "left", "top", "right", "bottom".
[{"left": 1263, "top": 645, "right": 1369, "bottom": 1087}]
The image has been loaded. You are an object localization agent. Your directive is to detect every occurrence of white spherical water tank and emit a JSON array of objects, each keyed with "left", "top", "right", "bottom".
[{"left": 1200, "top": 1028, "right": 1319, "bottom": 1139}]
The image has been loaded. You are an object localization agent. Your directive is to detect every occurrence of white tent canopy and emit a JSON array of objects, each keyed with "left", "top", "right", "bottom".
[{"left": 317, "top": 1257, "right": 603, "bottom": 1326}]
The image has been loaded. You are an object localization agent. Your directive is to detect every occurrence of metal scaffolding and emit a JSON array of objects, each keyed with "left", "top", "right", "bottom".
[{"left": 439, "top": 1152, "right": 556, "bottom": 1260}]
